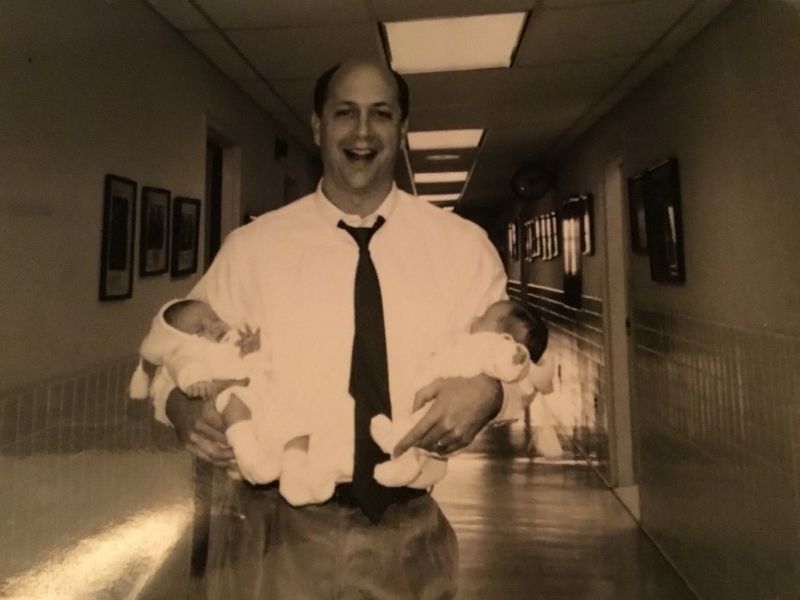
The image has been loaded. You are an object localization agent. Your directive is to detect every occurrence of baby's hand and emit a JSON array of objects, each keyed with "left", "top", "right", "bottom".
[
  {"left": 236, "top": 325, "right": 261, "bottom": 357},
  {"left": 186, "top": 381, "right": 215, "bottom": 400}
]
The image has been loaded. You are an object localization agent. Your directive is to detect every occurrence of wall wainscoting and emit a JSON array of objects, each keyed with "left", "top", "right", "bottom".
[
  {"left": 509, "top": 281, "right": 609, "bottom": 480},
  {"left": 633, "top": 309, "right": 800, "bottom": 600},
  {"left": 0, "top": 356, "right": 192, "bottom": 587}
]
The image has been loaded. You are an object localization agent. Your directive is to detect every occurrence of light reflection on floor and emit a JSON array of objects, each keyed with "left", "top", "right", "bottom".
[
  {"left": 432, "top": 419, "right": 695, "bottom": 600},
  {"left": 1, "top": 501, "right": 192, "bottom": 600}
]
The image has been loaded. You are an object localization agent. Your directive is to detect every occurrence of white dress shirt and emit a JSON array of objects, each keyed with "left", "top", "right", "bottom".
[{"left": 184, "top": 183, "right": 530, "bottom": 477}]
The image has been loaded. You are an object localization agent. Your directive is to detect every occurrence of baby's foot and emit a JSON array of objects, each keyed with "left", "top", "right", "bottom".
[
  {"left": 221, "top": 393, "right": 252, "bottom": 428},
  {"left": 370, "top": 414, "right": 395, "bottom": 454}
]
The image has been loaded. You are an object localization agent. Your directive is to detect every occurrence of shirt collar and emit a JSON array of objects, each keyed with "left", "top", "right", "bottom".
[{"left": 313, "top": 180, "right": 399, "bottom": 229}]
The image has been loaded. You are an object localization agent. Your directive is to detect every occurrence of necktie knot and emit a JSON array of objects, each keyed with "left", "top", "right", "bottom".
[{"left": 338, "top": 216, "right": 385, "bottom": 252}]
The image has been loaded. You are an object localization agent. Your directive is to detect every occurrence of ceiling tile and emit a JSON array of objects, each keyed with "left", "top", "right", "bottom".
[
  {"left": 269, "top": 78, "right": 317, "bottom": 119},
  {"left": 406, "top": 58, "right": 633, "bottom": 111},
  {"left": 145, "top": 0, "right": 209, "bottom": 31},
  {"left": 197, "top": 0, "right": 371, "bottom": 28},
  {"left": 238, "top": 80, "right": 297, "bottom": 115},
  {"left": 227, "top": 24, "right": 382, "bottom": 79},
  {"left": 184, "top": 31, "right": 259, "bottom": 81},
  {"left": 517, "top": 0, "right": 696, "bottom": 65},
  {"left": 656, "top": 0, "right": 733, "bottom": 56}
]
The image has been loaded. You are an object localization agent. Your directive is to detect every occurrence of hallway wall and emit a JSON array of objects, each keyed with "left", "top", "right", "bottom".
[
  {"left": 0, "top": 0, "right": 318, "bottom": 392},
  {"left": 550, "top": 1, "right": 800, "bottom": 598}
]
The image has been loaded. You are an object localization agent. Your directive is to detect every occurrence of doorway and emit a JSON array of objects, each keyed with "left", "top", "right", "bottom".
[
  {"left": 205, "top": 141, "right": 223, "bottom": 270},
  {"left": 602, "top": 159, "right": 639, "bottom": 517}
]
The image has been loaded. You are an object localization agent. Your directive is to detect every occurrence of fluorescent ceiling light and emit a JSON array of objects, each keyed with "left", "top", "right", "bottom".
[
  {"left": 408, "top": 129, "right": 484, "bottom": 151},
  {"left": 418, "top": 193, "right": 461, "bottom": 202},
  {"left": 414, "top": 171, "right": 469, "bottom": 184},
  {"left": 426, "top": 154, "right": 461, "bottom": 162},
  {"left": 384, "top": 13, "right": 527, "bottom": 74}
]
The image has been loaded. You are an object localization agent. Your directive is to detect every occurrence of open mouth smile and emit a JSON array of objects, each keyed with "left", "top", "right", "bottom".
[{"left": 343, "top": 148, "right": 378, "bottom": 163}]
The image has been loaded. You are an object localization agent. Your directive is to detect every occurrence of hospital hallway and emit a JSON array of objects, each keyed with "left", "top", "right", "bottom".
[{"left": 4, "top": 0, "right": 800, "bottom": 598}]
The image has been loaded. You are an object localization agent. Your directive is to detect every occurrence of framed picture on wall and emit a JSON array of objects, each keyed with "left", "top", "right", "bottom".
[
  {"left": 507, "top": 222, "right": 519, "bottom": 262},
  {"left": 99, "top": 174, "right": 137, "bottom": 301},
  {"left": 171, "top": 197, "right": 201, "bottom": 277},
  {"left": 550, "top": 212, "right": 560, "bottom": 259},
  {"left": 561, "top": 198, "right": 583, "bottom": 308},
  {"left": 523, "top": 219, "right": 534, "bottom": 262},
  {"left": 627, "top": 174, "right": 648, "bottom": 254},
  {"left": 532, "top": 217, "right": 542, "bottom": 258},
  {"left": 139, "top": 186, "right": 170, "bottom": 276},
  {"left": 540, "top": 216, "right": 550, "bottom": 260},
  {"left": 579, "top": 194, "right": 594, "bottom": 256},
  {"left": 643, "top": 157, "right": 686, "bottom": 284}
]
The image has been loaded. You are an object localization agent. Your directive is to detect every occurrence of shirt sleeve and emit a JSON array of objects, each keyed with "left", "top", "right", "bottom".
[{"left": 188, "top": 229, "right": 255, "bottom": 326}]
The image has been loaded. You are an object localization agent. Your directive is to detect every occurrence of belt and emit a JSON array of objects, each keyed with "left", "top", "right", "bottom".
[{"left": 329, "top": 483, "right": 427, "bottom": 507}]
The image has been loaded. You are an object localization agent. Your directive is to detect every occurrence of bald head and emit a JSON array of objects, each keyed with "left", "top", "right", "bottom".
[{"left": 314, "top": 59, "right": 410, "bottom": 120}]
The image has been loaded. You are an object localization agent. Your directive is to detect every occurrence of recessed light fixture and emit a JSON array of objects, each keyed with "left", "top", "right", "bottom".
[
  {"left": 426, "top": 154, "right": 461, "bottom": 162},
  {"left": 408, "top": 129, "right": 484, "bottom": 151},
  {"left": 418, "top": 193, "right": 461, "bottom": 202},
  {"left": 414, "top": 171, "right": 469, "bottom": 184},
  {"left": 384, "top": 13, "right": 527, "bottom": 74}
]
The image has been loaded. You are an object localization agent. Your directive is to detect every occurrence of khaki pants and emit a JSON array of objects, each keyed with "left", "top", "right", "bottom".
[{"left": 205, "top": 480, "right": 458, "bottom": 600}]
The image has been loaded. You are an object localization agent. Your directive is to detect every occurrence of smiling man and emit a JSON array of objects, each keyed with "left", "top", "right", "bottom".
[{"left": 163, "top": 58, "right": 527, "bottom": 599}]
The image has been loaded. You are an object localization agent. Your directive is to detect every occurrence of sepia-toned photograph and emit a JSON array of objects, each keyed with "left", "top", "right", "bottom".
[{"left": 2, "top": 2, "right": 799, "bottom": 600}]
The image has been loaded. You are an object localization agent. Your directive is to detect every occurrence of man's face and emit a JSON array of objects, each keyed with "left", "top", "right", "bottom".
[{"left": 312, "top": 62, "right": 407, "bottom": 201}]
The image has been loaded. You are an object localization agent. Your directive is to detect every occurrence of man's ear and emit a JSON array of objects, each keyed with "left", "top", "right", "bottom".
[{"left": 311, "top": 112, "right": 321, "bottom": 147}]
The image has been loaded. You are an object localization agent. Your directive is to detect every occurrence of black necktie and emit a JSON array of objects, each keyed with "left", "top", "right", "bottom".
[{"left": 338, "top": 216, "right": 396, "bottom": 522}]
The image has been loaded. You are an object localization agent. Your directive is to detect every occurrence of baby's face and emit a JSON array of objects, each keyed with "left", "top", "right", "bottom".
[
  {"left": 471, "top": 301, "right": 527, "bottom": 345},
  {"left": 173, "top": 302, "right": 230, "bottom": 342}
]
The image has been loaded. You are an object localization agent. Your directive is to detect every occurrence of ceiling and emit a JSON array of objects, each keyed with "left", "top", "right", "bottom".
[{"left": 145, "top": 0, "right": 732, "bottom": 217}]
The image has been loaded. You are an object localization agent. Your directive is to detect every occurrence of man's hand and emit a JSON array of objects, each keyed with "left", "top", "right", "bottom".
[
  {"left": 393, "top": 374, "right": 502, "bottom": 457},
  {"left": 165, "top": 387, "right": 235, "bottom": 467}
]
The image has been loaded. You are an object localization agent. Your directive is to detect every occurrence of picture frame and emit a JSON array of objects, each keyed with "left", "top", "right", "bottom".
[
  {"left": 139, "top": 186, "right": 171, "bottom": 276},
  {"left": 643, "top": 157, "right": 686, "bottom": 284},
  {"left": 627, "top": 174, "right": 648, "bottom": 254},
  {"left": 561, "top": 199, "right": 582, "bottom": 276},
  {"left": 99, "top": 174, "right": 137, "bottom": 301},
  {"left": 560, "top": 199, "right": 583, "bottom": 308},
  {"left": 507, "top": 222, "right": 519, "bottom": 262},
  {"left": 532, "top": 217, "right": 542, "bottom": 258},
  {"left": 540, "top": 215, "right": 550, "bottom": 260},
  {"left": 523, "top": 219, "right": 534, "bottom": 262},
  {"left": 550, "top": 212, "right": 560, "bottom": 259},
  {"left": 579, "top": 194, "right": 594, "bottom": 256},
  {"left": 171, "top": 197, "right": 202, "bottom": 277}
]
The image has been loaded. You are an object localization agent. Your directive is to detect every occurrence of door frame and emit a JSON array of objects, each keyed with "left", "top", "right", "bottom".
[{"left": 602, "top": 159, "right": 637, "bottom": 497}]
